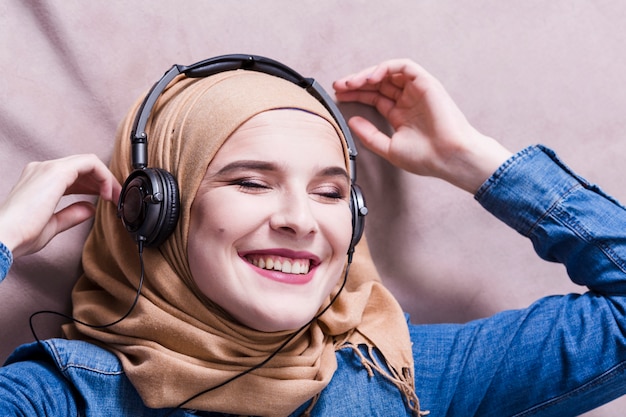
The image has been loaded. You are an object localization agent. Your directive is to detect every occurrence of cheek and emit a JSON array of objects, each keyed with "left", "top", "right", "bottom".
[
  {"left": 188, "top": 192, "right": 264, "bottom": 262},
  {"left": 187, "top": 200, "right": 242, "bottom": 298},
  {"left": 187, "top": 196, "right": 231, "bottom": 267},
  {"left": 320, "top": 204, "right": 354, "bottom": 255},
  {"left": 190, "top": 190, "right": 253, "bottom": 233}
]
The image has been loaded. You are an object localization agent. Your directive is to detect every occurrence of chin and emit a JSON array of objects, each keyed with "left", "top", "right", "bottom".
[{"left": 241, "top": 308, "right": 318, "bottom": 333}]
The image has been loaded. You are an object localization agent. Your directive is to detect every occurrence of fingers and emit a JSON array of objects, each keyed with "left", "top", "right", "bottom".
[
  {"left": 53, "top": 201, "right": 98, "bottom": 235},
  {"left": 333, "top": 64, "right": 378, "bottom": 91},
  {"left": 347, "top": 116, "right": 392, "bottom": 159},
  {"left": 59, "top": 154, "right": 122, "bottom": 202},
  {"left": 333, "top": 59, "right": 514, "bottom": 194},
  {"left": 16, "top": 154, "right": 121, "bottom": 204},
  {"left": 21, "top": 202, "right": 98, "bottom": 258},
  {"left": 0, "top": 154, "right": 121, "bottom": 258},
  {"left": 333, "top": 59, "right": 423, "bottom": 93},
  {"left": 333, "top": 59, "right": 431, "bottom": 126},
  {"left": 334, "top": 90, "right": 398, "bottom": 119}
]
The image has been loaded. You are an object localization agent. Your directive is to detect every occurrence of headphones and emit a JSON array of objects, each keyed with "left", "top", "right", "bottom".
[{"left": 117, "top": 54, "right": 368, "bottom": 258}]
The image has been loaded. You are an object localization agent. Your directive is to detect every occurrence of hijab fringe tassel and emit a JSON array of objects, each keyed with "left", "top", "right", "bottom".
[{"left": 338, "top": 343, "right": 429, "bottom": 416}]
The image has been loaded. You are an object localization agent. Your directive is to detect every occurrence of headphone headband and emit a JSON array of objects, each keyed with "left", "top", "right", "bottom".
[{"left": 131, "top": 54, "right": 358, "bottom": 179}]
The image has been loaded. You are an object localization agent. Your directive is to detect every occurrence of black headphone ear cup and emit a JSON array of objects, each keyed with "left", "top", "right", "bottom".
[
  {"left": 150, "top": 168, "right": 180, "bottom": 246},
  {"left": 349, "top": 183, "right": 367, "bottom": 253},
  {"left": 117, "top": 168, "right": 180, "bottom": 247}
]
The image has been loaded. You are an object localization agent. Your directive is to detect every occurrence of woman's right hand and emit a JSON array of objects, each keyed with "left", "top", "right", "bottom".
[{"left": 0, "top": 154, "right": 121, "bottom": 258}]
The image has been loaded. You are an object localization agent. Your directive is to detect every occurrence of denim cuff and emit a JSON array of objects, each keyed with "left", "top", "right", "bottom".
[
  {"left": 475, "top": 145, "right": 584, "bottom": 237},
  {"left": 0, "top": 240, "right": 13, "bottom": 283}
]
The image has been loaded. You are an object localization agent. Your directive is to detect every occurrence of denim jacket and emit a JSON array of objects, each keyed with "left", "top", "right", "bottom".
[{"left": 2, "top": 145, "right": 626, "bottom": 416}]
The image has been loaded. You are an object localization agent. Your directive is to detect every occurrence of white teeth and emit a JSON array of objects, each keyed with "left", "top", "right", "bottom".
[{"left": 246, "top": 255, "right": 311, "bottom": 275}]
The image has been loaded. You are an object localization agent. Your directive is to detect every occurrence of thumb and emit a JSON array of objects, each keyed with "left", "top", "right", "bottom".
[
  {"left": 11, "top": 202, "right": 97, "bottom": 258},
  {"left": 52, "top": 201, "right": 97, "bottom": 235},
  {"left": 348, "top": 116, "right": 392, "bottom": 160}
]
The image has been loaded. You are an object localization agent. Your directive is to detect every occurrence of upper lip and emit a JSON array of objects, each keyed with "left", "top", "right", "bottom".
[{"left": 239, "top": 248, "right": 321, "bottom": 266}]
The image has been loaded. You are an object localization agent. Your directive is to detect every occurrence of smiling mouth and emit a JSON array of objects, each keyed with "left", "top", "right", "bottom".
[{"left": 244, "top": 254, "right": 311, "bottom": 275}]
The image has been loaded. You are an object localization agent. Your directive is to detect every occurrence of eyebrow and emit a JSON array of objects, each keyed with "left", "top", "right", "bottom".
[
  {"left": 214, "top": 160, "right": 350, "bottom": 182},
  {"left": 214, "top": 160, "right": 276, "bottom": 175},
  {"left": 317, "top": 166, "right": 351, "bottom": 182}
]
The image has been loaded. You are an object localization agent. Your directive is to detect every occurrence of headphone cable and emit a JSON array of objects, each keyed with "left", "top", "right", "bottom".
[
  {"left": 29, "top": 241, "right": 145, "bottom": 345},
  {"left": 28, "top": 240, "right": 351, "bottom": 416},
  {"left": 163, "top": 261, "right": 352, "bottom": 416}
]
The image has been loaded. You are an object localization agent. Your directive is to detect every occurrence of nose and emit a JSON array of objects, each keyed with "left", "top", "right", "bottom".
[{"left": 269, "top": 190, "right": 318, "bottom": 239}]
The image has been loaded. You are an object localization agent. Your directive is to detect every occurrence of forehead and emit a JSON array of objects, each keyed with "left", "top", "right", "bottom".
[{"left": 211, "top": 109, "right": 346, "bottom": 165}]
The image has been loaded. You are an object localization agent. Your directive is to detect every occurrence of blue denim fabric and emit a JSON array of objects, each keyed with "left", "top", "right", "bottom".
[
  {"left": 2, "top": 145, "right": 626, "bottom": 416},
  {"left": 409, "top": 145, "right": 626, "bottom": 416},
  {"left": 0, "top": 241, "right": 11, "bottom": 284},
  {"left": 1, "top": 339, "right": 413, "bottom": 416}
]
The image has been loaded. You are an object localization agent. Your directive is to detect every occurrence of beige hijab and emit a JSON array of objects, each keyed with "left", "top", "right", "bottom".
[{"left": 64, "top": 70, "right": 421, "bottom": 416}]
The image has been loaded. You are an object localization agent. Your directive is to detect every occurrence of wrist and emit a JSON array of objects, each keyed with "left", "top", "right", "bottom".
[
  {"left": 0, "top": 212, "right": 22, "bottom": 257},
  {"left": 441, "top": 133, "right": 513, "bottom": 194}
]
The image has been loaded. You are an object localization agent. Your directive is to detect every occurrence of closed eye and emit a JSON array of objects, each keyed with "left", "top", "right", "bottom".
[
  {"left": 315, "top": 188, "right": 344, "bottom": 200},
  {"left": 311, "top": 182, "right": 349, "bottom": 202},
  {"left": 231, "top": 178, "right": 271, "bottom": 192}
]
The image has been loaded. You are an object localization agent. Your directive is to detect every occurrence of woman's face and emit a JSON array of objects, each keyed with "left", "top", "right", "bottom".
[{"left": 187, "top": 109, "right": 352, "bottom": 332}]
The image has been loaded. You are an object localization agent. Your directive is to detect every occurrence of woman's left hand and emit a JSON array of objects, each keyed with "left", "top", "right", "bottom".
[{"left": 334, "top": 59, "right": 512, "bottom": 193}]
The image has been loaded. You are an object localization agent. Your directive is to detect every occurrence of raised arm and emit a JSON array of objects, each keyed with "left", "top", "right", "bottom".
[{"left": 335, "top": 59, "right": 626, "bottom": 415}]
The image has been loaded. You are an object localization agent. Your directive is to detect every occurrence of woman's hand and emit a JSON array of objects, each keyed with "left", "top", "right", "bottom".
[
  {"left": 333, "top": 59, "right": 512, "bottom": 193},
  {"left": 0, "top": 154, "right": 121, "bottom": 258}
]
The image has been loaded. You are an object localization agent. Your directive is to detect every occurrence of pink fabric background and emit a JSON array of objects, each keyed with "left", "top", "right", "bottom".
[{"left": 2, "top": 1, "right": 626, "bottom": 414}]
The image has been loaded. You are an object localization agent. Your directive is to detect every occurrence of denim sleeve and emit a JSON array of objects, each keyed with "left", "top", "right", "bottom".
[
  {"left": 0, "top": 357, "right": 78, "bottom": 415},
  {"left": 410, "top": 145, "right": 626, "bottom": 417},
  {"left": 476, "top": 145, "right": 626, "bottom": 294},
  {"left": 0, "top": 241, "right": 12, "bottom": 284}
]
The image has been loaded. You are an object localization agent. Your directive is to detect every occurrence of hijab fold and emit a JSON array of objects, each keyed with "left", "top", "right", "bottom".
[{"left": 64, "top": 70, "right": 421, "bottom": 416}]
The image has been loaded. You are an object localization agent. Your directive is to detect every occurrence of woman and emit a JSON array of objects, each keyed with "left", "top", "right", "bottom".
[{"left": 1, "top": 56, "right": 626, "bottom": 416}]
